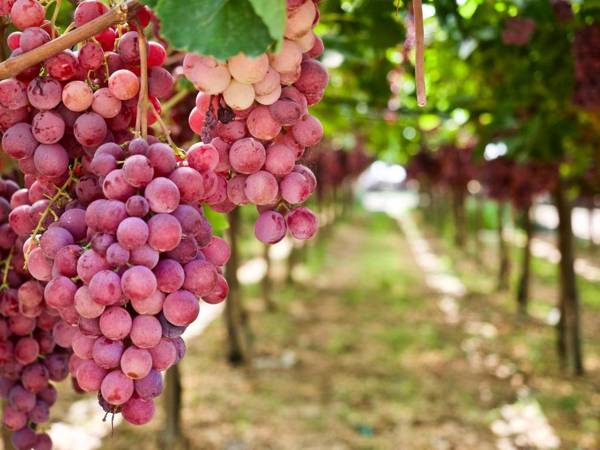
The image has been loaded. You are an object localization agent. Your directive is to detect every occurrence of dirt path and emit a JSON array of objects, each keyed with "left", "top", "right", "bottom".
[{"left": 95, "top": 213, "right": 527, "bottom": 449}]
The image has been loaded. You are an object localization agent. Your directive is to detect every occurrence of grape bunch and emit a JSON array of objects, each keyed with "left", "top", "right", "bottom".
[
  {"left": 573, "top": 25, "right": 600, "bottom": 109},
  {"left": 501, "top": 17, "right": 536, "bottom": 46},
  {"left": 0, "top": 178, "right": 71, "bottom": 450},
  {"left": 182, "top": 0, "right": 327, "bottom": 245},
  {"left": 0, "top": 0, "right": 231, "bottom": 438}
]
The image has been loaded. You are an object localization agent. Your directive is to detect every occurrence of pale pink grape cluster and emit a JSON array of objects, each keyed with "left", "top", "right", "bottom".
[{"left": 182, "top": 0, "right": 326, "bottom": 244}]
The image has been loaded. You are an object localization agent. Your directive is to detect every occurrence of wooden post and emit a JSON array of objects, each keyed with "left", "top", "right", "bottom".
[
  {"left": 225, "top": 208, "right": 251, "bottom": 365},
  {"left": 261, "top": 244, "right": 276, "bottom": 311},
  {"left": 497, "top": 202, "right": 510, "bottom": 291},
  {"left": 160, "top": 365, "right": 186, "bottom": 449},
  {"left": 516, "top": 206, "right": 532, "bottom": 316},
  {"left": 554, "top": 180, "right": 584, "bottom": 375}
]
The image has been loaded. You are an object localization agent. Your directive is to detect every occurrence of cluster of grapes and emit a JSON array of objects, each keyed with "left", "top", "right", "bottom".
[
  {"left": 501, "top": 17, "right": 536, "bottom": 46},
  {"left": 0, "top": 178, "right": 68, "bottom": 450},
  {"left": 572, "top": 25, "right": 600, "bottom": 109},
  {"left": 0, "top": 0, "right": 231, "bottom": 440},
  {"left": 182, "top": 0, "right": 327, "bottom": 245}
]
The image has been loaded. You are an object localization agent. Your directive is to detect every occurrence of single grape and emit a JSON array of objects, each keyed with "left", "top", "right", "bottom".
[
  {"left": 100, "top": 369, "right": 134, "bottom": 406},
  {"left": 254, "top": 210, "right": 287, "bottom": 244},
  {"left": 62, "top": 80, "right": 94, "bottom": 112}
]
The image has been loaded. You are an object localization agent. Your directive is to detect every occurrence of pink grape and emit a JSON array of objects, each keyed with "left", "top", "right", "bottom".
[
  {"left": 244, "top": 170, "right": 279, "bottom": 205},
  {"left": 187, "top": 143, "right": 219, "bottom": 172},
  {"left": 76, "top": 360, "right": 107, "bottom": 392},
  {"left": 182, "top": 259, "right": 217, "bottom": 296},
  {"left": 103, "top": 169, "right": 136, "bottom": 201},
  {"left": 99, "top": 306, "right": 132, "bottom": 340},
  {"left": 134, "top": 369, "right": 163, "bottom": 399},
  {"left": 254, "top": 210, "right": 287, "bottom": 244},
  {"left": 147, "top": 142, "right": 177, "bottom": 176},
  {"left": 228, "top": 53, "right": 269, "bottom": 84},
  {"left": 2, "top": 123, "right": 37, "bottom": 159},
  {"left": 108, "top": 69, "right": 140, "bottom": 100},
  {"left": 129, "top": 244, "right": 159, "bottom": 269},
  {"left": 148, "top": 337, "right": 176, "bottom": 370},
  {"left": 147, "top": 213, "right": 182, "bottom": 252},
  {"left": 92, "top": 87, "right": 122, "bottom": 119},
  {"left": 148, "top": 41, "right": 166, "bottom": 66},
  {"left": 44, "top": 50, "right": 79, "bottom": 81},
  {"left": 148, "top": 67, "right": 174, "bottom": 99},
  {"left": 44, "top": 276, "right": 77, "bottom": 308},
  {"left": 182, "top": 54, "right": 231, "bottom": 94},
  {"left": 154, "top": 259, "right": 184, "bottom": 293},
  {"left": 131, "top": 290, "right": 164, "bottom": 315},
  {"left": 203, "top": 274, "right": 229, "bottom": 304},
  {"left": 117, "top": 217, "right": 149, "bottom": 249},
  {"left": 77, "top": 249, "right": 110, "bottom": 283},
  {"left": 15, "top": 336, "right": 39, "bottom": 365},
  {"left": 52, "top": 321, "right": 76, "bottom": 348},
  {"left": 202, "top": 236, "right": 231, "bottom": 266},
  {"left": 26, "top": 76, "right": 61, "bottom": 110},
  {"left": 223, "top": 80, "right": 255, "bottom": 110},
  {"left": 269, "top": 98, "right": 304, "bottom": 126},
  {"left": 0, "top": 78, "right": 27, "bottom": 110},
  {"left": 73, "top": 0, "right": 109, "bottom": 27},
  {"left": 247, "top": 106, "right": 281, "bottom": 140},
  {"left": 74, "top": 286, "right": 105, "bottom": 319},
  {"left": 295, "top": 59, "right": 329, "bottom": 95},
  {"left": 130, "top": 315, "right": 162, "bottom": 349},
  {"left": 227, "top": 175, "right": 249, "bottom": 205},
  {"left": 100, "top": 370, "right": 134, "bottom": 406},
  {"left": 92, "top": 337, "right": 123, "bottom": 369},
  {"left": 270, "top": 39, "right": 302, "bottom": 73},
  {"left": 40, "top": 226, "right": 74, "bottom": 258},
  {"left": 126, "top": 195, "right": 149, "bottom": 217},
  {"left": 73, "top": 112, "right": 108, "bottom": 147},
  {"left": 280, "top": 171, "right": 311, "bottom": 204},
  {"left": 78, "top": 41, "right": 104, "bottom": 70},
  {"left": 291, "top": 114, "right": 323, "bottom": 147},
  {"left": 265, "top": 143, "right": 296, "bottom": 176},
  {"left": 162, "top": 290, "right": 199, "bottom": 327},
  {"left": 144, "top": 177, "right": 180, "bottom": 213},
  {"left": 123, "top": 154, "right": 154, "bottom": 187},
  {"left": 89, "top": 269, "right": 122, "bottom": 305},
  {"left": 122, "top": 396, "right": 155, "bottom": 425},
  {"left": 121, "top": 265, "right": 157, "bottom": 301},
  {"left": 106, "top": 242, "right": 130, "bottom": 267},
  {"left": 120, "top": 346, "right": 152, "bottom": 380},
  {"left": 32, "top": 111, "right": 65, "bottom": 144},
  {"left": 229, "top": 138, "right": 266, "bottom": 174},
  {"left": 10, "top": 0, "right": 44, "bottom": 30},
  {"left": 62, "top": 80, "right": 94, "bottom": 112}
]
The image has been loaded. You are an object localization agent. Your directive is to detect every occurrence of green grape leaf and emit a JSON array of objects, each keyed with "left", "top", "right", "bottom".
[
  {"left": 203, "top": 205, "right": 230, "bottom": 236},
  {"left": 247, "top": 0, "right": 286, "bottom": 42},
  {"left": 151, "top": 0, "right": 282, "bottom": 60}
]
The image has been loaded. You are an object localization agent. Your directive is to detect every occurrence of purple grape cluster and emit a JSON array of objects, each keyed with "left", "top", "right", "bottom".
[
  {"left": 0, "top": 178, "right": 70, "bottom": 450},
  {"left": 182, "top": 0, "right": 327, "bottom": 245},
  {"left": 0, "top": 0, "right": 232, "bottom": 439},
  {"left": 501, "top": 17, "right": 536, "bottom": 46},
  {"left": 573, "top": 25, "right": 600, "bottom": 109}
]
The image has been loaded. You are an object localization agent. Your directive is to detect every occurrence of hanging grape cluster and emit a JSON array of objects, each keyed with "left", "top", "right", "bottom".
[{"left": 182, "top": 0, "right": 327, "bottom": 244}]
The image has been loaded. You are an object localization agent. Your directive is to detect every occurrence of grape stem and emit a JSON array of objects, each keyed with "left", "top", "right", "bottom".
[
  {"left": 413, "top": 0, "right": 426, "bottom": 107},
  {"left": 24, "top": 159, "right": 79, "bottom": 268},
  {"left": 135, "top": 20, "right": 149, "bottom": 139},
  {"left": 0, "top": 0, "right": 141, "bottom": 80},
  {"left": 149, "top": 104, "right": 186, "bottom": 159},
  {"left": 50, "top": 0, "right": 62, "bottom": 39},
  {"left": 0, "top": 247, "right": 14, "bottom": 291}
]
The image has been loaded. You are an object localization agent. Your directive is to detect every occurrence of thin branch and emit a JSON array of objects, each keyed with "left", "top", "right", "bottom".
[
  {"left": 0, "top": 0, "right": 140, "bottom": 80},
  {"left": 413, "top": 0, "right": 426, "bottom": 107},
  {"left": 137, "top": 22, "right": 149, "bottom": 139}
]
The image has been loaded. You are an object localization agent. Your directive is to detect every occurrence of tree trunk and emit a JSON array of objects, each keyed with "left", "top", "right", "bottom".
[
  {"left": 554, "top": 182, "right": 584, "bottom": 375},
  {"left": 160, "top": 365, "right": 187, "bottom": 449},
  {"left": 497, "top": 202, "right": 510, "bottom": 291},
  {"left": 225, "top": 208, "right": 251, "bottom": 365},
  {"left": 261, "top": 244, "right": 276, "bottom": 311},
  {"left": 516, "top": 205, "right": 532, "bottom": 316},
  {"left": 286, "top": 242, "right": 298, "bottom": 285},
  {"left": 452, "top": 188, "right": 466, "bottom": 247},
  {"left": 588, "top": 206, "right": 596, "bottom": 251}
]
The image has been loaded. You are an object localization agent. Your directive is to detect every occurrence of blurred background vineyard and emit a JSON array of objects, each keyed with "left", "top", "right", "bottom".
[{"left": 4, "top": 0, "right": 600, "bottom": 449}]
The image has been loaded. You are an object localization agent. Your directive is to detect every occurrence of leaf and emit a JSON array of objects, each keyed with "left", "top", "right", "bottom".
[
  {"left": 203, "top": 205, "right": 230, "bottom": 236},
  {"left": 247, "top": 0, "right": 286, "bottom": 42},
  {"left": 153, "top": 0, "right": 276, "bottom": 60}
]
